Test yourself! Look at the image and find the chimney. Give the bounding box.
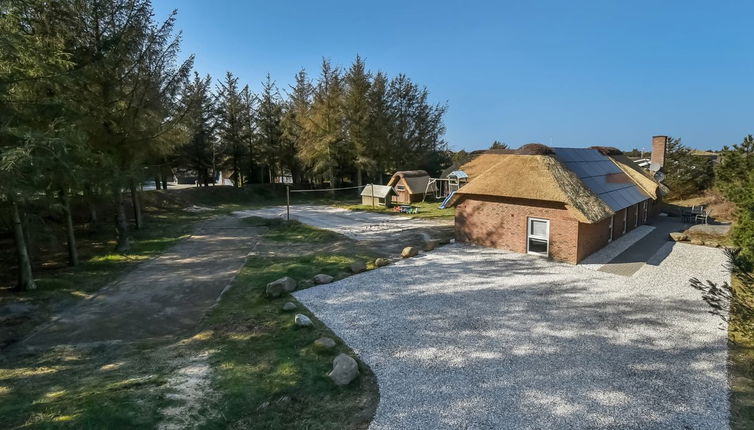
[650,135,667,172]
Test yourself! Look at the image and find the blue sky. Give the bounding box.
[154,0,754,152]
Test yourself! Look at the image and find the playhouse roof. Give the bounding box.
[360,184,394,199]
[387,170,433,194]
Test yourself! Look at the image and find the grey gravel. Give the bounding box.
[294,243,730,429]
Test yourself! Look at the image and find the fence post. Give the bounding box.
[286,185,290,221]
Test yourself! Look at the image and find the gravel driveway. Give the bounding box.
[233,205,451,241]
[294,242,730,429]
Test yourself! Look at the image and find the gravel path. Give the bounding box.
[233,205,451,241]
[294,243,730,429]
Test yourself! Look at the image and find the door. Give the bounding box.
[527,218,550,256]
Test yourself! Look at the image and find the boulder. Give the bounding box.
[294,314,313,327]
[669,232,687,242]
[282,302,297,312]
[423,240,440,251]
[313,337,337,351]
[266,276,297,297]
[707,241,720,248]
[374,257,390,267]
[401,246,419,258]
[313,274,334,284]
[328,353,359,386]
[690,239,705,245]
[350,261,367,273]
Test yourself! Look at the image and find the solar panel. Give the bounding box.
[552,148,649,212]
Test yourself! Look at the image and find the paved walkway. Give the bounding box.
[22,216,259,348]
[295,243,730,429]
[599,217,690,276]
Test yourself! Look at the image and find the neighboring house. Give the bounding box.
[360,184,395,207]
[450,143,665,264]
[387,170,435,204]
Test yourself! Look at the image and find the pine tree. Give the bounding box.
[282,69,312,184]
[343,55,373,187]
[301,59,345,187]
[365,72,391,183]
[216,72,251,187]
[716,135,754,265]
[255,74,284,183]
[179,73,216,186]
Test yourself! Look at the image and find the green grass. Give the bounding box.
[196,252,379,429]
[730,276,754,430]
[242,217,342,243]
[342,201,454,219]
[0,212,380,429]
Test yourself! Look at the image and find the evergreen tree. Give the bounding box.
[301,59,345,187]
[216,72,251,187]
[179,72,216,186]
[490,140,508,150]
[343,55,372,186]
[663,137,714,198]
[281,69,312,184]
[365,72,391,183]
[255,74,284,183]
[716,135,754,265]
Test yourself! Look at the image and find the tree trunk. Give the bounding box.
[60,190,79,266]
[161,175,168,190]
[86,185,98,231]
[129,179,143,230]
[113,187,130,252]
[11,198,36,291]
[155,174,162,190]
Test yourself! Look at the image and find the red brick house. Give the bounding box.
[450,144,665,264]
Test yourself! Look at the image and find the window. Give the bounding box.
[395,185,406,192]
[527,218,549,256]
[622,210,627,234]
[608,215,614,243]
[634,204,639,228]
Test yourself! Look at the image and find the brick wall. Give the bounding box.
[455,195,656,264]
[455,195,580,263]
[576,217,612,262]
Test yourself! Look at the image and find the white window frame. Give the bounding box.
[622,209,627,234]
[527,217,550,257]
[608,215,614,243]
[395,185,406,192]
[634,204,639,228]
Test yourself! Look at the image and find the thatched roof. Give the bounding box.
[449,154,613,223]
[387,170,432,194]
[609,155,663,199]
[459,153,510,180]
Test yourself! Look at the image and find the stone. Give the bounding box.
[707,241,720,248]
[313,336,337,351]
[266,276,297,297]
[423,240,440,251]
[294,314,313,327]
[690,239,705,245]
[350,261,367,273]
[313,274,334,284]
[669,232,687,242]
[401,246,419,258]
[282,302,297,312]
[328,353,359,386]
[374,257,390,267]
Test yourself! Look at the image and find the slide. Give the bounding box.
[439,191,456,209]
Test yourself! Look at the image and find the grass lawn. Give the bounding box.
[730,275,754,430]
[0,215,380,429]
[342,200,454,219]
[242,216,342,243]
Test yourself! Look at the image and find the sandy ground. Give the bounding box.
[21,216,260,349]
[295,243,730,429]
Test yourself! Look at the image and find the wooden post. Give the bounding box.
[286,185,290,221]
[371,184,375,208]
